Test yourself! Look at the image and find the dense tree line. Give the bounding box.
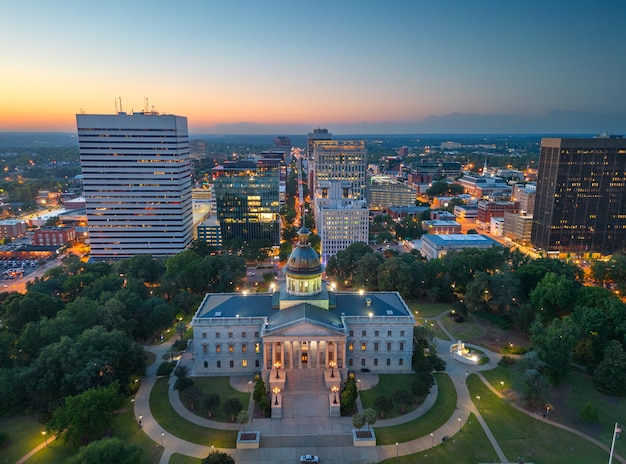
[0,249,245,430]
[326,242,626,396]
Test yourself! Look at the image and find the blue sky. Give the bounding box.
[1,0,626,133]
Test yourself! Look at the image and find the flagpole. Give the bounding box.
[609,422,620,464]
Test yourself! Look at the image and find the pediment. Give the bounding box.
[268,321,344,338]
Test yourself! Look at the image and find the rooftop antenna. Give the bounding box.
[119,97,123,113]
[144,97,149,113]
[114,97,118,113]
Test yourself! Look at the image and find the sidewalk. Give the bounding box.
[130,312,624,464]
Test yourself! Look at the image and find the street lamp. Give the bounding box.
[274,361,281,379]
[161,431,164,447]
[331,386,339,405]
[42,431,48,447]
[248,380,252,394]
[329,361,336,378]
[545,405,550,419]
[357,379,361,393]
[500,381,504,392]
[273,387,280,405]
[458,417,462,431]
[430,433,434,447]
[476,395,481,409]
[138,414,142,427]
[396,442,399,461]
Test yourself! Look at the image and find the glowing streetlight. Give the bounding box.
[274,361,281,379]
[430,433,434,447]
[458,417,462,431]
[161,431,165,447]
[138,414,143,427]
[545,405,550,419]
[500,381,504,392]
[329,360,336,378]
[331,386,339,404]
[42,431,48,446]
[273,387,281,405]
[396,442,399,461]
[476,395,481,409]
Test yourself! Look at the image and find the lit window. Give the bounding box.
[348,343,354,351]
[229,344,234,353]
[216,345,221,353]
[242,360,248,367]
[361,343,366,351]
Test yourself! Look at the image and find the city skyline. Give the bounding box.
[2,1,626,134]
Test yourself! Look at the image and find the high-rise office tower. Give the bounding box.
[531,136,626,256]
[77,111,194,259]
[212,158,281,245]
[312,140,367,203]
[315,180,369,265]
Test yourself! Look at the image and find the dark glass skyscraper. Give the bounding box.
[531,136,626,256]
[212,159,280,245]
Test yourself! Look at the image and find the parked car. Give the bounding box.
[299,455,319,463]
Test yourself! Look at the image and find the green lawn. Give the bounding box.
[561,370,626,458]
[407,301,451,319]
[168,453,202,464]
[183,377,250,422]
[150,378,237,448]
[422,319,450,341]
[378,413,497,464]
[467,374,609,463]
[440,312,486,341]
[483,365,626,458]
[374,373,456,445]
[0,415,48,463]
[23,398,164,464]
[360,374,419,419]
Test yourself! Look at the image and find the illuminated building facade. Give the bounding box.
[77,112,194,259]
[212,159,280,245]
[531,136,626,256]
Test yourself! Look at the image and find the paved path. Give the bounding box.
[132,312,626,464]
[15,434,57,464]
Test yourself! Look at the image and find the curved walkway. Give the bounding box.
[131,313,624,464]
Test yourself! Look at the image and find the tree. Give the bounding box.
[204,393,221,418]
[513,351,548,405]
[223,397,244,421]
[363,407,377,430]
[593,340,626,396]
[202,450,235,464]
[181,385,203,411]
[393,389,414,413]
[48,382,122,449]
[176,321,187,340]
[352,412,366,431]
[174,365,194,391]
[530,272,578,323]
[66,437,142,464]
[374,396,393,418]
[237,409,249,431]
[530,316,578,384]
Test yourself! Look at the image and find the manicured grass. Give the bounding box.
[378,413,497,464]
[168,453,202,464]
[0,415,48,463]
[184,377,249,423]
[440,312,485,341]
[150,378,237,448]
[481,365,516,395]
[360,374,419,419]
[467,374,609,463]
[407,301,451,319]
[422,319,450,341]
[562,370,626,458]
[374,373,456,445]
[25,398,164,464]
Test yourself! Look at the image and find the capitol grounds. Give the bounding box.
[6,300,626,464]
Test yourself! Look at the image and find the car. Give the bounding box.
[299,455,319,463]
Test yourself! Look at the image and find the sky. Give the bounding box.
[2,0,626,134]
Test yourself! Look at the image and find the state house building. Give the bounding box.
[191,228,415,376]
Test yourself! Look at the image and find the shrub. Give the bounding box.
[580,402,599,423]
[498,355,517,367]
[477,356,490,365]
[156,362,175,377]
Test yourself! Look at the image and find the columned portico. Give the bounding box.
[264,337,346,370]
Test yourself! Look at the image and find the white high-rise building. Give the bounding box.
[77,112,194,259]
[315,180,369,265]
